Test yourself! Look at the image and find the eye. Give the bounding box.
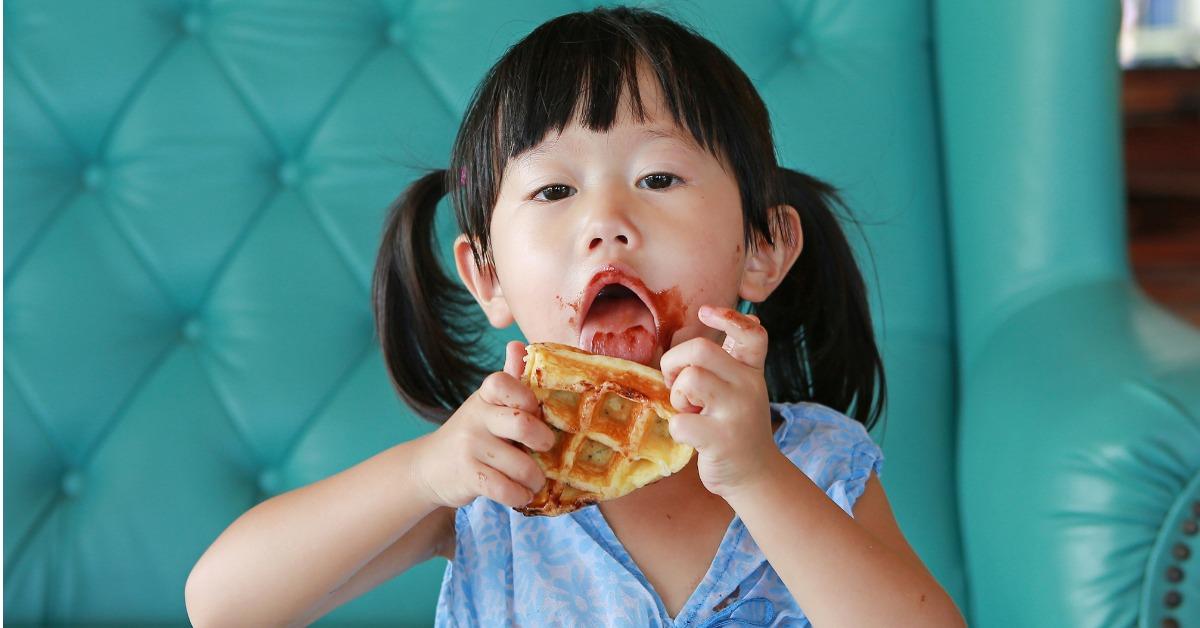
[530,172,683,202]
[639,172,683,190]
[531,184,574,202]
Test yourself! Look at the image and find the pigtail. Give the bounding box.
[754,167,887,431]
[372,168,489,424]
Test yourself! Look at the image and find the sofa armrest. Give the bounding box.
[957,279,1200,627]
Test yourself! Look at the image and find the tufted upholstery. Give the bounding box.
[4,1,1198,626]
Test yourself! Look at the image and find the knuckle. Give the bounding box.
[473,467,490,492]
[482,372,508,395]
[457,424,480,449]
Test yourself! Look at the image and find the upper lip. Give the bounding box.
[577,261,660,335]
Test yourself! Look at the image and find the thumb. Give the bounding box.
[503,340,528,379]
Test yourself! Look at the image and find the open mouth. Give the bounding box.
[577,272,660,366]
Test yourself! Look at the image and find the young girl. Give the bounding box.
[185,6,964,627]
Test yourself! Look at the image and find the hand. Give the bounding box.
[411,341,555,509]
[659,305,784,498]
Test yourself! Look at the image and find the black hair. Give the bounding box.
[372,5,886,431]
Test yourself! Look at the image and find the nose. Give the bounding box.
[581,192,640,254]
[590,232,628,248]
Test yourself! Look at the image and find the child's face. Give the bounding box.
[455,65,800,370]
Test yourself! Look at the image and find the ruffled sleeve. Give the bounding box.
[832,431,885,516]
[774,402,886,517]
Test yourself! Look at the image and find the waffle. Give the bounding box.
[513,342,694,517]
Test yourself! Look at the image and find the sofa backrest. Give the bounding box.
[3,1,964,623]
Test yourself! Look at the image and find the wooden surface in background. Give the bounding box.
[1123,68,1200,328]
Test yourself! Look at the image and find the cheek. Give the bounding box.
[667,212,744,279]
[488,219,573,337]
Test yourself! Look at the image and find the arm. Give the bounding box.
[184,433,447,627]
[292,504,455,626]
[725,454,965,627]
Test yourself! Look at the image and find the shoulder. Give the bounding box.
[771,401,885,516]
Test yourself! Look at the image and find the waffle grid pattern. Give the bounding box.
[516,343,688,516]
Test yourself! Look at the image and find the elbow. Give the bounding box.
[184,566,209,626]
[951,606,968,628]
[185,557,308,628]
[184,562,226,628]
[932,594,967,628]
[184,559,236,628]
[905,585,966,628]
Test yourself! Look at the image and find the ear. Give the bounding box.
[453,233,514,328]
[738,205,804,303]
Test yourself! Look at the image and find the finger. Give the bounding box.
[484,405,556,452]
[503,340,528,379]
[475,436,547,495]
[659,337,735,388]
[478,371,541,415]
[698,305,768,368]
[472,462,535,508]
[668,412,719,450]
[669,365,726,414]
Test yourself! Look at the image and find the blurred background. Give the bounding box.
[1121,0,1200,326]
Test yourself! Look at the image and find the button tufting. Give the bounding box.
[181,9,206,35]
[61,470,83,497]
[1185,518,1198,536]
[1164,589,1182,608]
[277,161,302,187]
[257,469,281,495]
[1173,542,1191,561]
[386,21,407,45]
[182,317,203,341]
[790,34,810,58]
[82,164,106,190]
[1166,565,1183,582]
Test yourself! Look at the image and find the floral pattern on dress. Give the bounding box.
[433,401,885,627]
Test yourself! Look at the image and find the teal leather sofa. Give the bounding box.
[5,1,1198,626]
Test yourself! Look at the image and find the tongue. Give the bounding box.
[580,297,657,366]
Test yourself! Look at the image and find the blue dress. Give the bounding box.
[434,401,885,627]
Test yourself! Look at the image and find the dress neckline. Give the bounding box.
[570,404,793,625]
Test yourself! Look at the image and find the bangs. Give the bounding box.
[498,15,724,171]
[448,6,784,272]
